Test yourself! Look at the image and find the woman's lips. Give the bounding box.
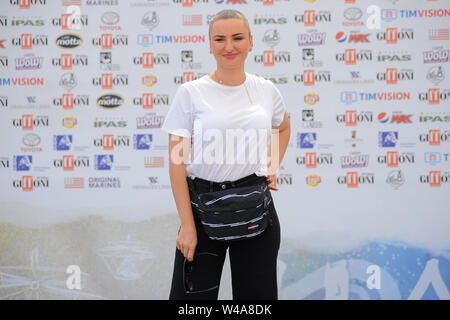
[223,53,237,59]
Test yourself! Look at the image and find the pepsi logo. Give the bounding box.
[378,112,389,123]
[336,32,347,43]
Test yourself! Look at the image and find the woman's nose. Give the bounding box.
[225,39,234,51]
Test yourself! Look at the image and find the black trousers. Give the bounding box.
[169,173,281,300]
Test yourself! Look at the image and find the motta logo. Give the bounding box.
[418,88,450,105]
[376,28,414,44]
[12,176,49,192]
[419,129,450,146]
[53,94,89,109]
[377,151,415,167]
[294,10,331,26]
[254,51,291,66]
[92,34,128,50]
[12,114,49,130]
[376,68,414,84]
[52,14,88,30]
[419,171,450,187]
[52,54,88,70]
[10,0,46,9]
[133,93,169,109]
[337,172,375,188]
[294,70,331,86]
[93,134,130,150]
[336,49,372,65]
[55,34,83,49]
[296,153,332,168]
[96,94,124,109]
[133,52,169,68]
[92,74,128,89]
[12,34,48,49]
[336,110,373,126]
[53,155,89,171]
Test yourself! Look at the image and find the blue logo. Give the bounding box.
[133,134,152,150]
[95,155,113,170]
[378,131,398,147]
[53,135,72,151]
[13,155,32,171]
[381,9,398,23]
[424,152,442,165]
[340,91,357,105]
[297,133,317,149]
[137,34,154,47]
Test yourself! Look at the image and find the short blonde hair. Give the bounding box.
[209,9,252,39]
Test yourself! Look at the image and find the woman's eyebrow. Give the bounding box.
[214,33,244,38]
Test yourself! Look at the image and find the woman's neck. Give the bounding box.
[212,68,246,86]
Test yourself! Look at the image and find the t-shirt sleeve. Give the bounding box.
[269,81,287,127]
[161,85,192,138]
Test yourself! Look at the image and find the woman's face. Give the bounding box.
[209,18,253,71]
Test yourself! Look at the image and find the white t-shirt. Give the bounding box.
[161,72,286,182]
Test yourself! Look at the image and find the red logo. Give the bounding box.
[429,129,440,146]
[386,68,398,84]
[21,34,32,49]
[101,34,112,49]
[347,172,358,188]
[430,171,441,187]
[22,176,33,191]
[20,0,31,9]
[63,93,73,110]
[387,151,398,167]
[102,73,113,89]
[305,152,316,168]
[346,110,357,126]
[22,114,33,130]
[61,54,72,70]
[143,93,153,109]
[386,28,398,44]
[62,14,72,30]
[264,50,275,66]
[63,155,74,171]
[428,88,440,104]
[143,52,154,68]
[304,10,315,26]
[183,72,194,83]
[103,134,114,150]
[345,49,356,65]
[303,70,315,86]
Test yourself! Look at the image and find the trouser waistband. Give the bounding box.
[186,173,267,193]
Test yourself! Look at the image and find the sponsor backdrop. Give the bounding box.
[0,0,449,300]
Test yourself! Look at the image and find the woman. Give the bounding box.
[161,9,290,300]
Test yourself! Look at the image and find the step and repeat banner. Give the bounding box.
[0,0,449,300]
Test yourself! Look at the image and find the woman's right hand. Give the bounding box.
[176,223,197,262]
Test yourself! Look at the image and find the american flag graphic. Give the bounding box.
[182,15,202,26]
[429,29,449,40]
[64,177,84,189]
[62,0,82,5]
[144,156,164,168]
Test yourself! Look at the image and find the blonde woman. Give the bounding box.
[162,9,290,300]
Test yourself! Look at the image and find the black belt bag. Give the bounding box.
[188,178,273,242]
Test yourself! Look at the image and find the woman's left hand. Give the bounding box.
[266,174,278,191]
